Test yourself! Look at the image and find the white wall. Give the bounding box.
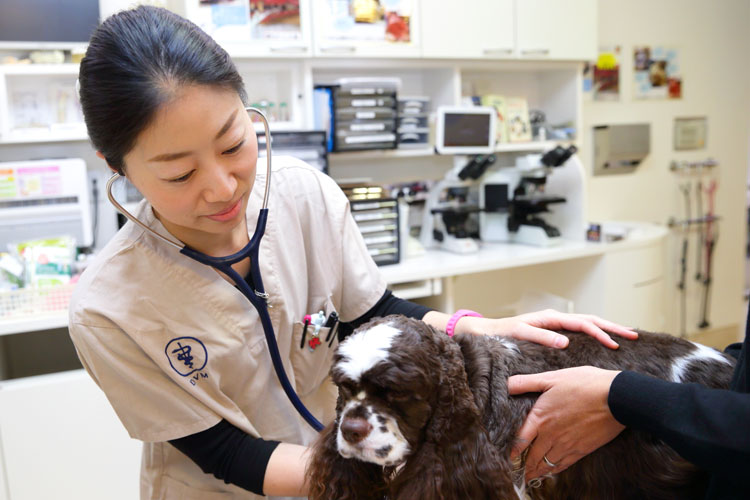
[582,0,750,337]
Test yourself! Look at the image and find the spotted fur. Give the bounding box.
[306,315,735,500]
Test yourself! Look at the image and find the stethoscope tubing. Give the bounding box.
[106,107,324,432]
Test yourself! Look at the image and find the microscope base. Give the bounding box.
[513,225,563,247]
[441,235,480,254]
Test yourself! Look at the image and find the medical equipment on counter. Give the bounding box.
[479,145,585,247]
[107,107,324,432]
[0,158,93,250]
[419,107,496,254]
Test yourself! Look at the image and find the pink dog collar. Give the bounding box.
[445,309,483,337]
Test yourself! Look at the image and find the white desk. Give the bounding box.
[0,221,668,337]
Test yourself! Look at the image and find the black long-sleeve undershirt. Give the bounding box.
[169,289,432,495]
[608,309,750,498]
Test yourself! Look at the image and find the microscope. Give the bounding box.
[479,145,585,246]
[419,106,496,254]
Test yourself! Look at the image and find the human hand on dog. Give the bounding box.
[507,366,625,481]
[497,310,637,349]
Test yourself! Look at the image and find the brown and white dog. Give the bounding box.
[306,315,735,500]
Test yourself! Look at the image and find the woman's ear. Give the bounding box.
[95,151,121,175]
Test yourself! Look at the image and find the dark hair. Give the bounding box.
[79,6,247,174]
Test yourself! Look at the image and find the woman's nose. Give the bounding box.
[203,164,237,202]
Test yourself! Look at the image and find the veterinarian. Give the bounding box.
[68,6,636,500]
[509,309,750,498]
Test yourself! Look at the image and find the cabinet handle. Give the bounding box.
[521,49,550,56]
[483,48,514,56]
[320,46,357,54]
[269,45,309,54]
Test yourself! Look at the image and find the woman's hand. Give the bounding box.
[507,367,625,481]
[493,309,637,349]
[423,309,637,349]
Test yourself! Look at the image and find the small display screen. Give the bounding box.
[443,113,491,147]
[0,0,100,43]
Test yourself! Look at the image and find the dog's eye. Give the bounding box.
[386,391,412,402]
[339,381,356,395]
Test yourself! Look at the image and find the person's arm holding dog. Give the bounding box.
[508,338,750,482]
[423,308,638,349]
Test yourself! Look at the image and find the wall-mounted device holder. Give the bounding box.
[592,123,650,176]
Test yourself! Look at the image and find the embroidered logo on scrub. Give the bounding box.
[165,337,208,384]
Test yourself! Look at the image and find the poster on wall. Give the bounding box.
[324,0,413,43]
[633,46,682,99]
[583,45,621,101]
[194,0,303,43]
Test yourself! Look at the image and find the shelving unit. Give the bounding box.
[0,63,86,144]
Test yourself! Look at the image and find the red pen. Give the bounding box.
[300,315,311,349]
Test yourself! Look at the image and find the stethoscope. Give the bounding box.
[106,107,324,432]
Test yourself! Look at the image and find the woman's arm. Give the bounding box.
[423,309,637,350]
[263,443,311,496]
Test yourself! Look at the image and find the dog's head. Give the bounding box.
[306,315,515,500]
[330,315,446,466]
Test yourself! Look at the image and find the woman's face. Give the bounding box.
[122,85,257,253]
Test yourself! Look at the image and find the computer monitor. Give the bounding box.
[435,106,496,155]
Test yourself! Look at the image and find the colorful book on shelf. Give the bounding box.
[480,94,509,144]
[505,97,532,143]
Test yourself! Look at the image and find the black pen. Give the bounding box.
[300,315,310,349]
[324,311,339,341]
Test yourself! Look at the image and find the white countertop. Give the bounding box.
[0,222,668,336]
[382,221,668,284]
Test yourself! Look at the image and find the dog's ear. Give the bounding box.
[306,420,388,500]
[392,430,515,500]
[389,332,516,498]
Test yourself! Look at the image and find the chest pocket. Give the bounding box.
[289,302,339,398]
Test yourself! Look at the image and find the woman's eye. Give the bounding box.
[223,140,245,155]
[168,171,194,183]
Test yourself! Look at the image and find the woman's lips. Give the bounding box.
[205,199,242,222]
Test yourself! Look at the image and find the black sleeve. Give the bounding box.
[337,289,433,340]
[169,419,280,496]
[608,370,750,476]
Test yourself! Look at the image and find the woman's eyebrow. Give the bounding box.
[147,109,240,162]
[214,109,238,140]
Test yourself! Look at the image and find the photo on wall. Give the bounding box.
[633,46,682,99]
[583,45,621,101]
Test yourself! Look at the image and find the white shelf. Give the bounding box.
[0,63,80,76]
[327,141,577,162]
[0,313,68,336]
[0,131,87,144]
[329,147,434,161]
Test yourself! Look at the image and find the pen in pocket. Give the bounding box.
[300,314,311,349]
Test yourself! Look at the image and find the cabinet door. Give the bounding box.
[312,0,421,58]
[516,0,597,60]
[183,0,313,57]
[421,0,514,59]
[0,370,142,500]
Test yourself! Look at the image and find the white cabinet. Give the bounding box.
[516,0,597,60]
[311,0,421,58]
[420,0,596,61]
[421,0,514,59]
[0,64,85,144]
[182,0,314,57]
[0,370,142,500]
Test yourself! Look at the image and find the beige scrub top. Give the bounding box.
[68,157,387,500]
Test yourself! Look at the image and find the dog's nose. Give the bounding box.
[340,417,372,444]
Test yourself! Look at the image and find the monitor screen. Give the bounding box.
[443,113,492,147]
[0,0,100,43]
[435,106,496,155]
